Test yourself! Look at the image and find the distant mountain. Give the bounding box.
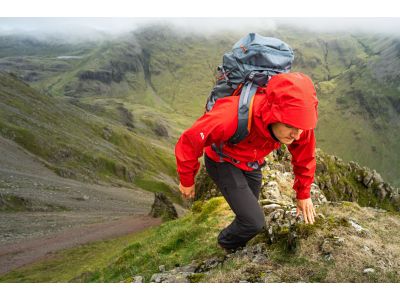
[0,24,399,186]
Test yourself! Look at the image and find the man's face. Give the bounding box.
[271,122,303,145]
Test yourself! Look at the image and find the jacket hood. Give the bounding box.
[260,72,318,130]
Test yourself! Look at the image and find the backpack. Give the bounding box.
[206,33,294,145]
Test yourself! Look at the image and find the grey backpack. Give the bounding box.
[206,33,294,145]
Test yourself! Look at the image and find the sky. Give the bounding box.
[0,0,399,38]
[1,17,400,38]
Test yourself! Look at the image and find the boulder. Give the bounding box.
[149,192,178,221]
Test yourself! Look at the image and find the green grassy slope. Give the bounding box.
[0,71,180,201]
[2,197,399,283]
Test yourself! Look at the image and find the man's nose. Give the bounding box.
[291,129,303,140]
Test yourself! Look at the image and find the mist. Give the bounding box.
[0,17,400,41]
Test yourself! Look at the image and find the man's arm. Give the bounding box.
[175,98,236,197]
[287,129,317,224]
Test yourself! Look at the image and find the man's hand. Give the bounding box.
[296,198,316,224]
[179,182,195,200]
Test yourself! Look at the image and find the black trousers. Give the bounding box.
[204,153,265,250]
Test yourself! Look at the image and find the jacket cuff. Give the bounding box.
[179,174,195,187]
[296,189,311,200]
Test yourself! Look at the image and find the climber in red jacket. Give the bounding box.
[175,72,318,251]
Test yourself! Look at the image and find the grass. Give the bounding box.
[0,231,148,283]
[0,72,179,200]
[2,197,400,283]
[0,197,233,283]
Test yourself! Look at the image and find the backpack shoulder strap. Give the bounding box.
[228,72,269,144]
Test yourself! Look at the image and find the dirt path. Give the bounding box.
[0,135,184,277]
[0,214,162,276]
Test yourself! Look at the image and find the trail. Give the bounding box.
[0,214,161,275]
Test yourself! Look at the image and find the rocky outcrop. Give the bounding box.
[314,149,399,211]
[194,147,399,212]
[149,192,178,221]
[131,243,268,283]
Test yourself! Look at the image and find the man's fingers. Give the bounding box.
[307,207,314,224]
[310,206,315,224]
[303,209,309,224]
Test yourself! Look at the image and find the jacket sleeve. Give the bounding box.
[175,99,236,187]
[287,129,316,200]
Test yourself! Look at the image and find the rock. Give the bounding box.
[252,254,268,264]
[363,172,373,188]
[159,265,166,272]
[363,268,375,274]
[175,261,199,273]
[372,170,383,185]
[320,240,334,254]
[324,253,334,261]
[252,243,264,255]
[259,199,279,206]
[263,204,281,213]
[154,122,169,137]
[362,245,370,252]
[375,184,387,200]
[262,181,281,200]
[132,276,143,283]
[149,192,178,220]
[150,271,193,283]
[348,219,367,234]
[150,273,164,283]
[332,236,345,246]
[102,126,113,140]
[197,257,224,273]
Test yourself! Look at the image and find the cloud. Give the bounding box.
[0,18,399,39]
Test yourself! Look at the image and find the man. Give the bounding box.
[175,72,318,252]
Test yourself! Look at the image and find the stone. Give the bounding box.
[159,265,166,272]
[149,192,178,220]
[132,276,143,283]
[252,254,268,264]
[263,204,281,213]
[150,273,165,283]
[362,245,370,252]
[324,253,334,261]
[176,261,198,273]
[333,236,345,246]
[363,268,375,274]
[376,185,387,200]
[372,170,384,185]
[320,240,334,254]
[349,219,366,234]
[363,172,373,188]
[263,181,281,200]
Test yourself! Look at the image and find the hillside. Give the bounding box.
[1,149,398,283]
[0,71,181,202]
[0,25,398,187]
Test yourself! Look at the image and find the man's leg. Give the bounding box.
[204,154,265,250]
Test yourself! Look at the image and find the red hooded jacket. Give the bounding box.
[175,72,319,200]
